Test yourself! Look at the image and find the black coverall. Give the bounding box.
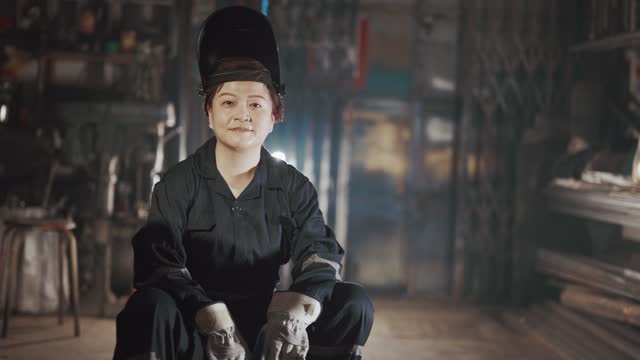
[113,137,374,360]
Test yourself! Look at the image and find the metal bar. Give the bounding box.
[449,0,467,299]
[537,251,640,296]
[334,104,353,276]
[547,186,640,210]
[561,286,640,327]
[591,316,640,347]
[537,250,640,301]
[547,301,640,359]
[176,0,191,160]
[539,249,640,287]
[528,306,603,360]
[631,0,637,32]
[536,303,630,359]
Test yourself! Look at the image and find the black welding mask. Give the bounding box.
[196,6,284,96]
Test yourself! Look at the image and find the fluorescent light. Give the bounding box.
[166,103,176,127]
[431,77,455,92]
[0,105,6,123]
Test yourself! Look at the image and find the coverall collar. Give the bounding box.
[193,136,276,199]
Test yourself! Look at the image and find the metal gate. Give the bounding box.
[452,0,576,302]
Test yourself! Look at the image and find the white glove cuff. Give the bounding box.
[267,292,322,325]
[195,302,235,335]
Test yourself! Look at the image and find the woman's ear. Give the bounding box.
[206,108,214,130]
[207,114,214,130]
[267,113,275,134]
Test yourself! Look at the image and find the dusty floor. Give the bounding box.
[0,297,560,360]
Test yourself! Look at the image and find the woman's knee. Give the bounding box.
[114,288,189,359]
[333,282,374,323]
[117,287,178,323]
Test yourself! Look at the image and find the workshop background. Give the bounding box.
[2,0,640,359]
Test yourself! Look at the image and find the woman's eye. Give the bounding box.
[222,100,233,106]
[250,103,262,109]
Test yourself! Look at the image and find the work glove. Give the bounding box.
[195,302,251,360]
[257,292,321,360]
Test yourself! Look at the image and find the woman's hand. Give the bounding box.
[257,292,321,360]
[205,325,249,360]
[196,302,251,360]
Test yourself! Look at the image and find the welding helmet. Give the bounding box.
[196,6,284,96]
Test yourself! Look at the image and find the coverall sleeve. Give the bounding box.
[287,173,345,305]
[132,172,215,321]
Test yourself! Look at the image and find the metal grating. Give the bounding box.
[453,0,576,302]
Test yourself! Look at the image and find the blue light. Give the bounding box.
[261,0,269,15]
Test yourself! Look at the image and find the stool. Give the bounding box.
[0,218,80,338]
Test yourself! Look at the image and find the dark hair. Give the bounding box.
[202,58,285,122]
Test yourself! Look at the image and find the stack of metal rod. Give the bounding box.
[506,302,640,360]
[525,249,640,359]
[537,249,640,303]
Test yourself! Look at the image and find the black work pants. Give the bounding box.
[113,282,374,360]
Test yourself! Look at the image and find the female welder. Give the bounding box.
[113,6,373,360]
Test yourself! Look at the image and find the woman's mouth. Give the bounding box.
[230,128,253,133]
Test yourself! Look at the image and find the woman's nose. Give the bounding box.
[234,104,251,121]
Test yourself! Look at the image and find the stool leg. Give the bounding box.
[63,229,80,337]
[58,233,66,325]
[3,229,25,338]
[0,227,15,333]
[0,227,15,310]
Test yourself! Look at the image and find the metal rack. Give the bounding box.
[570,31,640,52]
[44,51,136,64]
[570,0,640,53]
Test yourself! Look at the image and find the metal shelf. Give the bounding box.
[45,51,136,65]
[570,32,640,53]
[121,0,174,5]
[545,184,640,227]
[55,101,175,125]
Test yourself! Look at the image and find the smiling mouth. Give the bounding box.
[230,128,253,132]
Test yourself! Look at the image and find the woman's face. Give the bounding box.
[207,81,275,152]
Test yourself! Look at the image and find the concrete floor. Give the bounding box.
[0,297,560,360]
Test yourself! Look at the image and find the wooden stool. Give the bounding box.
[0,218,80,338]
